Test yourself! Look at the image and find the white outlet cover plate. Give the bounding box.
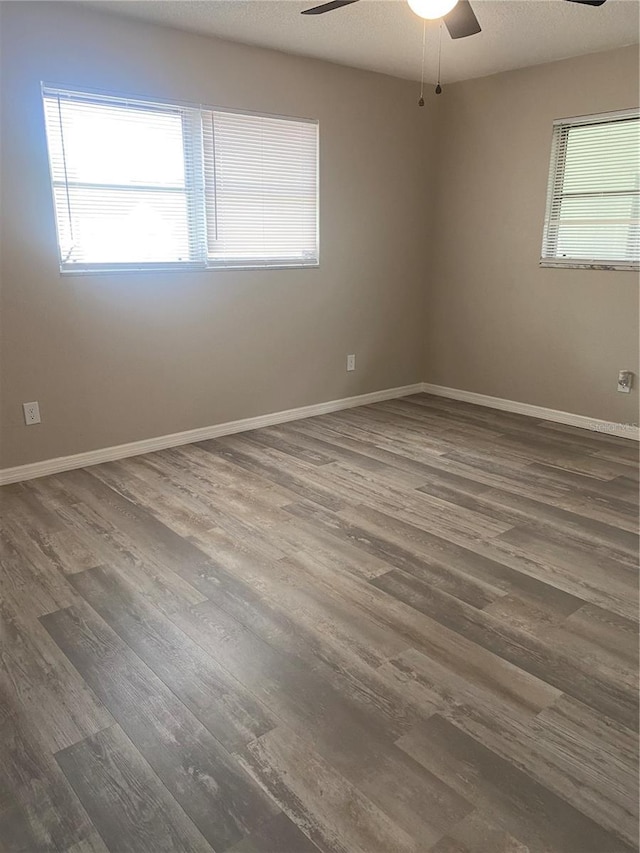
[23,401,41,424]
[617,371,633,393]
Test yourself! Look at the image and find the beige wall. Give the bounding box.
[1,3,638,471]
[425,46,640,424]
[0,1,435,468]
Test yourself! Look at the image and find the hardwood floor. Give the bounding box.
[1,393,638,853]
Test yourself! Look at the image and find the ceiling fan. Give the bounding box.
[301,0,607,41]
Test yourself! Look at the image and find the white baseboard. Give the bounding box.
[421,382,640,441]
[2,379,636,485]
[0,382,423,485]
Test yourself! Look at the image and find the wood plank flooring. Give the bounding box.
[1,393,638,853]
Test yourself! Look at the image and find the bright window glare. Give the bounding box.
[46,101,186,186]
[42,87,319,273]
[44,96,190,265]
[52,188,191,264]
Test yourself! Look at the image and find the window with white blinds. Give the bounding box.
[203,111,318,267]
[541,110,640,270]
[42,86,319,273]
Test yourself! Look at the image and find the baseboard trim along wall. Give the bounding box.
[422,382,640,441]
[1,380,637,485]
[0,383,423,485]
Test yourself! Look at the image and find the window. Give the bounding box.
[42,87,319,273]
[541,110,639,271]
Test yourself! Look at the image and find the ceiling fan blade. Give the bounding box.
[444,0,481,39]
[301,0,359,14]
[563,0,607,5]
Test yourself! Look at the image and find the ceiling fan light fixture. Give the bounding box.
[407,0,458,20]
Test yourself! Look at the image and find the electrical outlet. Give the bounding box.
[347,354,356,372]
[617,370,634,393]
[23,401,41,425]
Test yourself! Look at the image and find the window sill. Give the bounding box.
[59,262,320,276]
[539,259,639,272]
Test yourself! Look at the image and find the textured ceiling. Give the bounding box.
[88,0,639,83]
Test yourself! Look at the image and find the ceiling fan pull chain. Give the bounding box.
[435,22,443,94]
[418,19,426,106]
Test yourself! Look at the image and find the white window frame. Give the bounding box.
[540,108,640,272]
[41,85,319,275]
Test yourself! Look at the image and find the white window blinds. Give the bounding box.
[203,111,318,267]
[541,110,640,270]
[42,86,319,273]
[43,92,199,270]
